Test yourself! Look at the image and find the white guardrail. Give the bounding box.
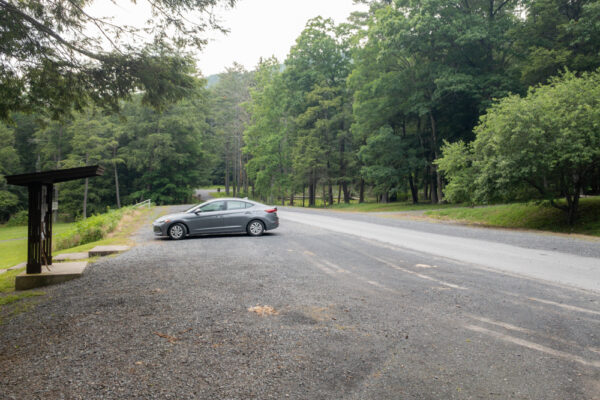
[133,199,152,209]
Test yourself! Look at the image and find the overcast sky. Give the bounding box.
[88,0,367,76]
[198,0,367,76]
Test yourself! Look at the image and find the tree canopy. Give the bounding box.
[0,0,235,120]
[438,70,600,224]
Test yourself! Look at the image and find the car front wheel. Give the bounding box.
[168,223,186,240]
[247,220,265,237]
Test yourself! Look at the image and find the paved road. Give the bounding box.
[279,209,600,292]
[1,207,599,399]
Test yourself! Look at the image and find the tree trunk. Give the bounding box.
[328,182,333,206]
[567,192,580,225]
[225,159,230,195]
[359,179,365,203]
[233,159,237,198]
[408,174,418,204]
[424,166,430,201]
[113,147,121,208]
[302,185,306,207]
[337,184,342,204]
[243,156,249,196]
[429,112,443,203]
[53,126,62,222]
[342,182,350,204]
[238,158,242,197]
[431,171,438,204]
[381,191,389,203]
[289,191,294,206]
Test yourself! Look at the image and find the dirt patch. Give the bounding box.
[248,305,278,316]
[303,305,335,322]
[106,210,142,239]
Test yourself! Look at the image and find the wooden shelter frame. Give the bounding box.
[5,166,104,274]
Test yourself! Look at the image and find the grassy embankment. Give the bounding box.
[0,206,157,318]
[424,197,600,237]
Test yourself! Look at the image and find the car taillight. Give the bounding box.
[265,208,277,213]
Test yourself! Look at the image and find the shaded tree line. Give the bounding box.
[0,84,216,221]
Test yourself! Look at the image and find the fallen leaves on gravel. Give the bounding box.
[248,305,278,316]
[153,331,178,343]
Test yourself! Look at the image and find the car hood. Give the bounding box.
[154,212,191,222]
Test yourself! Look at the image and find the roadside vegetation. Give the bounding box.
[424,198,600,237]
[325,202,456,213]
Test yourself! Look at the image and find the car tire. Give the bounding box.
[168,223,186,240]
[247,220,265,237]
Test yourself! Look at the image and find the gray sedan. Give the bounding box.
[153,198,279,240]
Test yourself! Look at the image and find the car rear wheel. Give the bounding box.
[247,220,265,236]
[168,223,186,240]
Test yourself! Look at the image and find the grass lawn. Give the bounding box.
[424,197,600,237]
[0,223,74,269]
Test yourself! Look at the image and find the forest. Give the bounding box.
[1,0,599,225]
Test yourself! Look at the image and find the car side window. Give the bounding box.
[245,202,254,208]
[227,201,247,210]
[199,201,225,212]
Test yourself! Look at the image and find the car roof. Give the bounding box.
[206,198,261,204]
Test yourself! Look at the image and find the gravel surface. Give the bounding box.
[1,206,599,399]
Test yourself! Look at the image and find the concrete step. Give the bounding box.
[7,262,26,271]
[88,245,130,257]
[54,252,89,261]
[15,262,88,290]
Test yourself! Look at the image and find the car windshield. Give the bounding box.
[185,203,206,213]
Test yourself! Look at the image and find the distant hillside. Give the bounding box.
[205,74,220,88]
[204,64,284,88]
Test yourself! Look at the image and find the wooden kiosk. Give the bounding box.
[5,166,104,284]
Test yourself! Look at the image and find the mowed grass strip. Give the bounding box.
[326,201,457,213]
[424,197,600,236]
[0,223,74,269]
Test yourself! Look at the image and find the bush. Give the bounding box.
[54,207,128,250]
[5,210,28,227]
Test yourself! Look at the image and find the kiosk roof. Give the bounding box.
[5,166,104,186]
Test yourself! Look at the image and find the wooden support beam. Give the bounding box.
[27,184,42,274]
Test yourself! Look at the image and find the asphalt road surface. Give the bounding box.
[1,206,599,399]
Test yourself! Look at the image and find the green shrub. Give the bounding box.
[5,210,28,227]
[53,207,128,250]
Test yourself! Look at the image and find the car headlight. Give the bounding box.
[155,218,171,223]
